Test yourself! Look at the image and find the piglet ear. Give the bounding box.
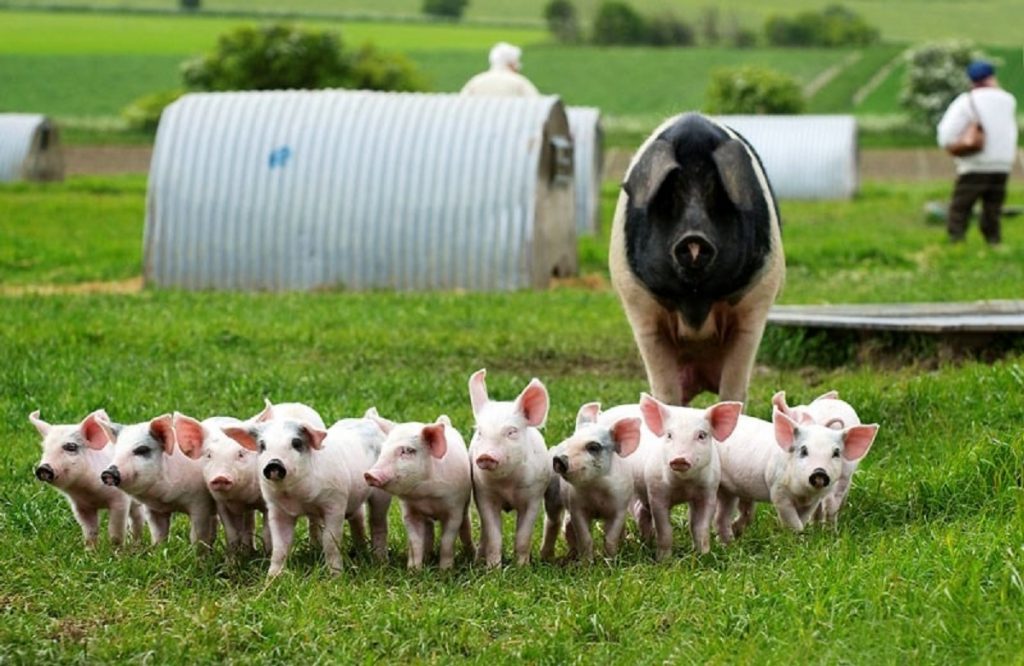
[623,138,679,210]
[223,426,260,452]
[706,401,743,442]
[842,424,878,462]
[639,393,668,437]
[611,417,642,458]
[813,390,840,403]
[772,408,798,452]
[302,423,328,451]
[421,422,448,459]
[90,415,119,450]
[771,391,791,415]
[254,398,275,423]
[515,378,549,428]
[173,412,206,460]
[436,414,452,427]
[80,409,112,449]
[468,369,489,416]
[575,402,601,430]
[28,410,50,438]
[149,414,175,455]
[363,407,395,435]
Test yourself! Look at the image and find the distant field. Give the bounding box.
[4,0,1024,45]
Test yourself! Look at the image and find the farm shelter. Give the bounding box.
[566,106,603,235]
[144,90,577,292]
[716,115,858,200]
[0,114,64,182]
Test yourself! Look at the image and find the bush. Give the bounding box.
[422,0,468,19]
[592,1,648,45]
[180,23,426,93]
[764,4,878,47]
[646,12,696,47]
[179,0,199,9]
[121,89,184,132]
[544,0,581,43]
[704,65,805,114]
[900,41,983,129]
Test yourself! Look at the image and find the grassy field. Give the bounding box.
[5,0,1024,45]
[3,8,1023,145]
[1,175,1023,661]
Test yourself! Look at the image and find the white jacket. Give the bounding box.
[937,87,1018,174]
[460,68,540,98]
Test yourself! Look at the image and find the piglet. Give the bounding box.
[541,402,642,561]
[716,407,878,543]
[363,414,472,569]
[29,409,144,548]
[223,410,389,578]
[468,369,552,567]
[772,390,864,524]
[96,414,217,546]
[638,394,742,558]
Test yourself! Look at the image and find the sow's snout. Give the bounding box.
[672,232,717,274]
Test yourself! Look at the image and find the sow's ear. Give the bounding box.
[711,137,761,214]
[623,139,678,210]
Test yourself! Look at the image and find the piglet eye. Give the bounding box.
[799,445,809,458]
[585,441,602,455]
[665,432,674,441]
[258,440,267,453]
[291,438,304,451]
[62,442,78,453]
[505,427,519,440]
[696,431,708,442]
[401,446,417,456]
[833,448,841,458]
[237,451,246,460]
[133,446,150,457]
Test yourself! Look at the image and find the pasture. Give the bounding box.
[1,175,1023,661]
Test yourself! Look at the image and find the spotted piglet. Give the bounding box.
[716,408,878,543]
[772,390,865,525]
[468,369,552,567]
[96,414,217,547]
[541,402,643,561]
[29,409,144,548]
[222,411,389,578]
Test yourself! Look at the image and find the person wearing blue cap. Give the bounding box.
[937,59,1018,245]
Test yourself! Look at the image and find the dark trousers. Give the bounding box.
[947,172,1009,244]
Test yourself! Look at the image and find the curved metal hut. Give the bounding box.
[567,106,603,235]
[716,115,858,200]
[0,114,64,182]
[144,90,577,291]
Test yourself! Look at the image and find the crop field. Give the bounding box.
[1,175,1023,661]
[4,0,1024,45]
[4,8,1024,141]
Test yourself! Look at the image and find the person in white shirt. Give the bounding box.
[461,42,540,97]
[937,60,1018,245]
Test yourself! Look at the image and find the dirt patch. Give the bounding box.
[64,146,152,176]
[0,277,144,296]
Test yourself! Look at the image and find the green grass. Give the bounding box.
[2,180,1024,658]
[6,0,1024,45]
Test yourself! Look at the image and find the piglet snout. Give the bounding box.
[475,454,499,471]
[208,475,234,491]
[809,468,830,489]
[263,460,287,481]
[363,470,386,488]
[552,455,569,477]
[35,464,55,483]
[669,457,692,472]
[100,466,121,487]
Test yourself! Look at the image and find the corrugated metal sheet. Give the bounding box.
[145,90,575,291]
[715,115,858,199]
[567,107,603,235]
[0,114,46,182]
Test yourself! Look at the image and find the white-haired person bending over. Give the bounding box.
[461,42,540,97]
